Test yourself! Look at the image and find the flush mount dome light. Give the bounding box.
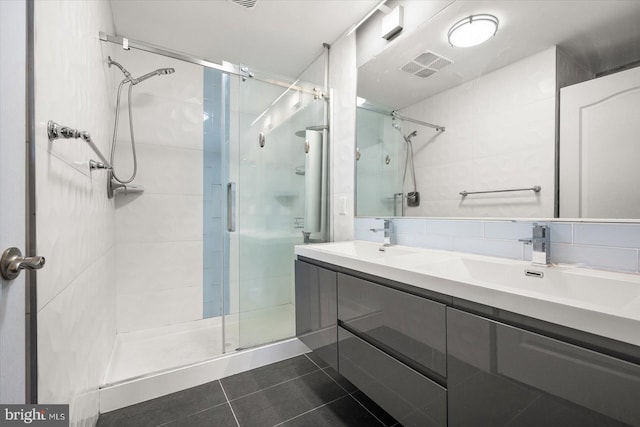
[448,14,498,48]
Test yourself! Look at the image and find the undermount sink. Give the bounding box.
[417,257,640,311]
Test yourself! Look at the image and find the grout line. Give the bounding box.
[38,244,115,313]
[305,354,392,426]
[349,393,389,427]
[303,353,324,370]
[303,354,352,395]
[184,400,232,418]
[271,395,347,427]
[318,366,351,395]
[570,223,575,245]
[219,381,241,427]
[226,369,321,402]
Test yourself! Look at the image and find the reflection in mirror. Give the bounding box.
[355,0,640,219]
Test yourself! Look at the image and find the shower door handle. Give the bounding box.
[227,182,236,232]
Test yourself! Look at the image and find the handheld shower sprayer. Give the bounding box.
[131,67,175,85]
[106,56,175,197]
[107,56,175,85]
[392,120,420,209]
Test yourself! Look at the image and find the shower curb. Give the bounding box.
[99,338,310,413]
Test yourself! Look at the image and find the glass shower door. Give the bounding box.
[233,75,326,349]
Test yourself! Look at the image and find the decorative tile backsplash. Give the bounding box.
[356,217,640,274]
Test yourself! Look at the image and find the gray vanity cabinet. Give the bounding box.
[338,327,447,426]
[337,273,447,377]
[447,308,640,427]
[337,273,447,426]
[294,260,338,369]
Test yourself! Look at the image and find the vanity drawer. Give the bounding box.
[338,327,446,426]
[337,273,446,377]
[448,308,640,426]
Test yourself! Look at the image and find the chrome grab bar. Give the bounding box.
[47,120,112,170]
[459,186,541,197]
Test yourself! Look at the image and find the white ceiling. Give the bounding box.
[357,0,640,110]
[109,0,379,79]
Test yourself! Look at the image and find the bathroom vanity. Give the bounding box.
[295,241,640,426]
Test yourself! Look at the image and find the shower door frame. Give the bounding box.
[98,32,332,248]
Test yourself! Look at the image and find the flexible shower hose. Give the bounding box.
[110,79,138,184]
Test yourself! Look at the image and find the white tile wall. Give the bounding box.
[117,286,202,332]
[399,47,557,218]
[34,1,117,425]
[111,49,205,333]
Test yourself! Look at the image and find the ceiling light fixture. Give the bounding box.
[448,14,498,48]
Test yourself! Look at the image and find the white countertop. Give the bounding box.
[295,240,640,347]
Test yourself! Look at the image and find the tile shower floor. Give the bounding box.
[97,353,400,427]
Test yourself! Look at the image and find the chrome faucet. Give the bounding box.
[519,224,551,266]
[370,218,393,251]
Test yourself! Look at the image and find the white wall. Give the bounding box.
[34,1,116,425]
[329,33,357,241]
[111,49,204,333]
[398,47,558,217]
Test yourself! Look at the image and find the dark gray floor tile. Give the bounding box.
[221,355,319,400]
[448,369,540,426]
[281,395,385,427]
[322,367,357,393]
[96,381,226,427]
[230,370,347,427]
[506,395,629,427]
[305,351,330,369]
[351,390,399,427]
[164,403,238,427]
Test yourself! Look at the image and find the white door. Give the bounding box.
[560,66,640,218]
[0,0,27,403]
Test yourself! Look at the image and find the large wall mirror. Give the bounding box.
[355,0,640,219]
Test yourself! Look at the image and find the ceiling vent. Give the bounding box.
[400,51,453,79]
[231,0,258,8]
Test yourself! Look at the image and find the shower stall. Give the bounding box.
[99,35,329,387]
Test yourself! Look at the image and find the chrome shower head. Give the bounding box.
[131,67,176,85]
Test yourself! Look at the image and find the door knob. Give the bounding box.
[0,247,45,280]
